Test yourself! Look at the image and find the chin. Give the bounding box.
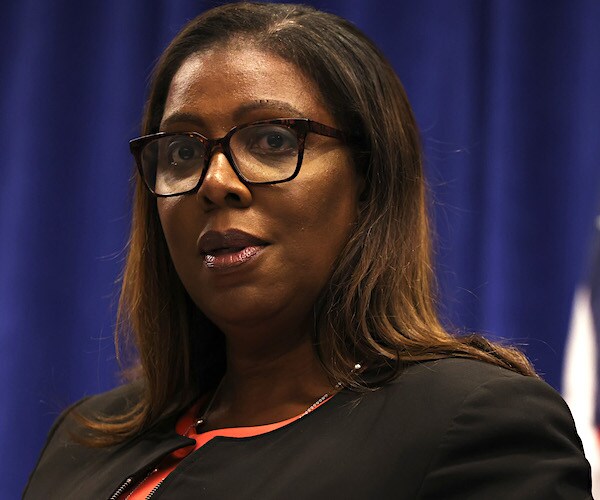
[199,291,317,339]
[198,298,283,329]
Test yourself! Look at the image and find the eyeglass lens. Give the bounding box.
[140,123,301,195]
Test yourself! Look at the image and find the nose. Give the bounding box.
[196,149,252,210]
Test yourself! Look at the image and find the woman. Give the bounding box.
[25,3,591,499]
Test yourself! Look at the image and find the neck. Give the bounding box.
[200,331,335,430]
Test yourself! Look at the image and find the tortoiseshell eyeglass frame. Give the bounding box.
[129,118,347,197]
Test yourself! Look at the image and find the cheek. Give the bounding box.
[157,198,177,240]
[280,157,361,261]
[157,198,199,260]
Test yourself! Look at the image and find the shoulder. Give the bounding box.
[376,357,553,425]
[38,381,143,441]
[24,382,143,499]
[39,382,143,445]
[390,356,576,414]
[376,357,592,499]
[74,381,144,418]
[393,356,535,393]
[45,382,143,438]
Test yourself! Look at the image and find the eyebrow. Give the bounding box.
[160,112,206,130]
[234,100,305,119]
[160,100,306,130]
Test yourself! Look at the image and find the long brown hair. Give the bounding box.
[80,2,535,445]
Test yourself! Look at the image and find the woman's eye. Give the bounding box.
[166,139,201,165]
[249,127,298,154]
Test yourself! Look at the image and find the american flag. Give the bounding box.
[563,215,600,496]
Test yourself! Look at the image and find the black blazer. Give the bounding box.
[24,358,592,499]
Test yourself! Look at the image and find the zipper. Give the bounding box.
[105,426,195,499]
[145,478,165,499]
[108,465,166,500]
[108,477,133,499]
[108,465,156,500]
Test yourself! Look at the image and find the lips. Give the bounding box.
[198,229,269,269]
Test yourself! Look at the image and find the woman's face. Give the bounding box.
[157,44,363,335]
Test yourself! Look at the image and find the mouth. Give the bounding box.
[198,229,269,270]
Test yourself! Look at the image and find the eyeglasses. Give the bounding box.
[129,118,346,197]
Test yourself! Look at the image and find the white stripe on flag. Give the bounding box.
[563,286,599,495]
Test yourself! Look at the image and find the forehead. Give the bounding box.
[162,44,332,131]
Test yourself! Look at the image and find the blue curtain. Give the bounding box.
[2,0,599,496]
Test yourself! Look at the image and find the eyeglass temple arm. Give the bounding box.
[308,120,348,140]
